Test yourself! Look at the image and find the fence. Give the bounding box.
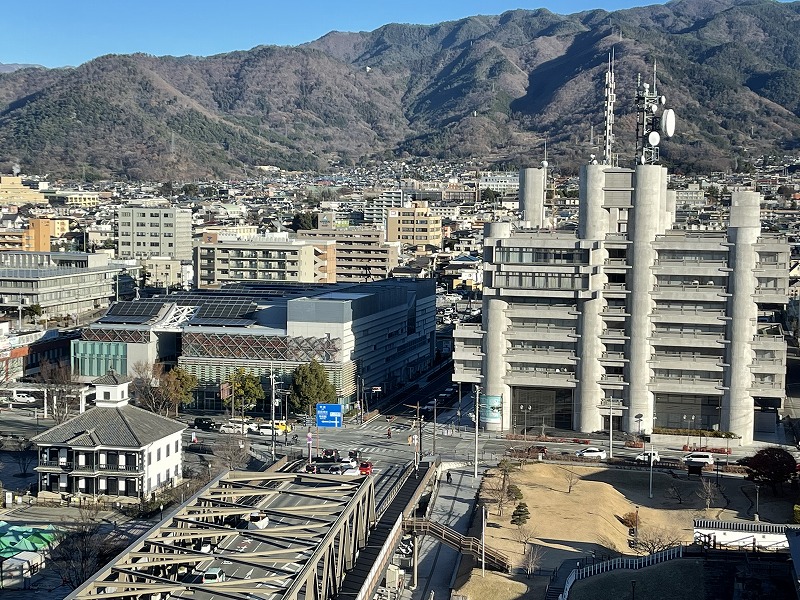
[560,546,684,599]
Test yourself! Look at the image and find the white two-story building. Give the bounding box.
[33,370,185,503]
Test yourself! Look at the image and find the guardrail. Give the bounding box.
[560,546,684,599]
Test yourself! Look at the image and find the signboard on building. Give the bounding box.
[315,403,343,428]
[480,394,502,426]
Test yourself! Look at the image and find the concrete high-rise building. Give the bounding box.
[117,204,192,261]
[385,201,443,249]
[454,165,789,445]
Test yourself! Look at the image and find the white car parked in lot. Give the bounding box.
[12,393,36,404]
[575,447,607,460]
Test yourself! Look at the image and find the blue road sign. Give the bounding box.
[316,403,343,428]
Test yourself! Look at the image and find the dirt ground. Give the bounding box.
[456,462,796,600]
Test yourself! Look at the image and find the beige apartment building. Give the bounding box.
[386,201,443,249]
[0,176,48,206]
[194,232,336,288]
[296,220,400,282]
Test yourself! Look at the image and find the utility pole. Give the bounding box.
[432,398,437,456]
[270,366,276,461]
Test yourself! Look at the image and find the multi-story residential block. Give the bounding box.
[33,370,185,502]
[0,176,48,206]
[44,190,102,208]
[454,164,789,445]
[386,201,443,249]
[363,191,404,224]
[296,220,400,282]
[145,256,192,291]
[117,204,192,261]
[194,232,336,287]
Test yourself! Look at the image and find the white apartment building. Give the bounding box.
[364,191,404,225]
[386,201,443,249]
[117,204,192,261]
[454,164,789,445]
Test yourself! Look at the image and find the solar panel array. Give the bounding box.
[100,300,167,324]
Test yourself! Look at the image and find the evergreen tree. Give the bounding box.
[225,368,265,416]
[290,359,336,415]
[510,502,531,526]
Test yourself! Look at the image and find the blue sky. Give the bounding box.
[3,0,667,68]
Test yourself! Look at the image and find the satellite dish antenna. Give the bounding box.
[648,131,661,146]
[661,108,676,138]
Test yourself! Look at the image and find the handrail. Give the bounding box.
[403,517,511,572]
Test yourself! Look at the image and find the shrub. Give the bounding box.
[794,505,800,524]
[511,502,531,526]
[620,511,640,528]
[506,484,523,501]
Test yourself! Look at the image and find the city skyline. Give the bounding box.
[4,0,668,68]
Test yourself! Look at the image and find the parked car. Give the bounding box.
[682,452,714,465]
[634,450,660,463]
[303,463,318,474]
[575,447,607,460]
[13,393,36,404]
[359,461,374,475]
[348,450,361,461]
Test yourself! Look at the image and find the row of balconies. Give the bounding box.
[37,460,144,474]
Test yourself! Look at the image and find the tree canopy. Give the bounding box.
[290,212,317,232]
[743,447,797,494]
[289,360,336,415]
[225,368,265,415]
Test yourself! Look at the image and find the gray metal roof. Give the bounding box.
[31,404,185,448]
[92,369,132,386]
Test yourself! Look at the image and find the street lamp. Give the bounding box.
[474,384,481,479]
[519,404,531,440]
[754,485,760,522]
[683,414,695,449]
[159,503,164,520]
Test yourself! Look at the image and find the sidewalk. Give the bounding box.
[402,463,484,600]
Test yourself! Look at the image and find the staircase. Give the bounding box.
[403,517,511,573]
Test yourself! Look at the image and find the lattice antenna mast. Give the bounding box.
[602,49,617,166]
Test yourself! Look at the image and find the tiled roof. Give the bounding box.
[92,369,132,385]
[31,405,185,448]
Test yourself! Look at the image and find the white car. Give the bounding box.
[634,450,660,463]
[255,425,276,437]
[339,457,358,469]
[12,394,36,404]
[682,452,714,465]
[219,422,248,435]
[575,447,607,460]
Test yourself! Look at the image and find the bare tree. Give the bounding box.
[631,526,683,554]
[522,543,546,579]
[49,505,125,590]
[562,468,580,493]
[482,476,509,516]
[215,436,250,471]
[39,360,81,425]
[130,361,197,417]
[3,438,36,475]
[130,361,171,415]
[512,523,538,553]
[665,484,685,504]
[696,477,718,511]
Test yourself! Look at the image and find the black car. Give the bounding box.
[194,417,215,431]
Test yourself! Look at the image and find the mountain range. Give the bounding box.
[0,0,799,181]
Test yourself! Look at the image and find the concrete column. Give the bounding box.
[725,191,760,444]
[482,222,512,433]
[519,168,545,228]
[665,189,676,230]
[575,164,611,431]
[625,165,663,433]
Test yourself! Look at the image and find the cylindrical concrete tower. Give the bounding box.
[575,164,610,431]
[625,164,663,433]
[519,168,545,228]
[725,191,760,445]
[482,222,512,432]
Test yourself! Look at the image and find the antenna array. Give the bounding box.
[634,61,676,165]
